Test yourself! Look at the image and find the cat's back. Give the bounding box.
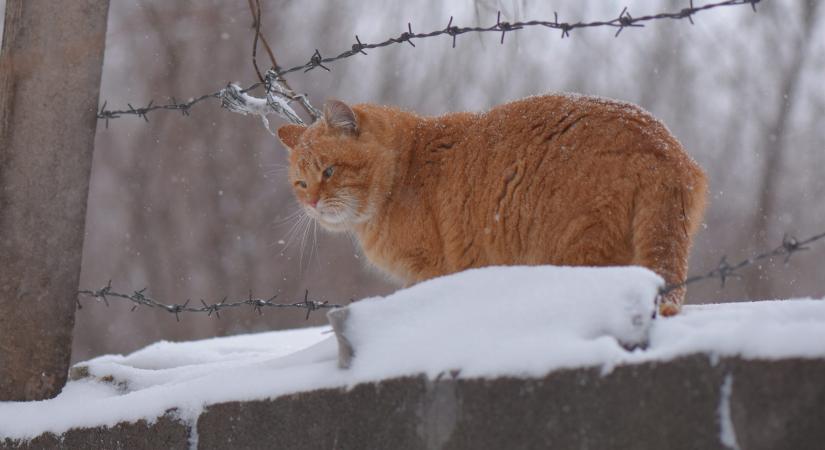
[476,93,681,158]
[430,92,705,263]
[444,93,702,191]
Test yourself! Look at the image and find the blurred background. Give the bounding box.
[34,0,822,363]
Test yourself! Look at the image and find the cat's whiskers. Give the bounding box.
[289,204,323,270]
[279,209,311,254]
[272,207,305,226]
[275,213,301,249]
[298,211,314,270]
[262,163,291,179]
[278,190,365,270]
[312,217,321,271]
[280,218,304,255]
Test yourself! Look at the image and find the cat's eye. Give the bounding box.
[295,180,307,189]
[323,166,335,179]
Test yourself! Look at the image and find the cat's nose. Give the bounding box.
[308,199,318,208]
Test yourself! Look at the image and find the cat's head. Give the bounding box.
[276,99,394,231]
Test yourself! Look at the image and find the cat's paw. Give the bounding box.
[659,301,681,317]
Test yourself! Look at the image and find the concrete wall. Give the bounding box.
[3,355,824,449]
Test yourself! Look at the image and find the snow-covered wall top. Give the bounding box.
[1,265,824,441]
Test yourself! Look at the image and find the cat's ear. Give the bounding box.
[277,124,306,150]
[323,99,358,134]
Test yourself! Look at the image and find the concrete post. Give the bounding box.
[0,0,109,400]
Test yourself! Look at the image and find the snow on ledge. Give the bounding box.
[1,265,824,441]
[331,265,660,377]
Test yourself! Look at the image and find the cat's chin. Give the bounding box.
[317,220,351,233]
[308,210,355,232]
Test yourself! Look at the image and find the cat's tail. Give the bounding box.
[631,164,708,316]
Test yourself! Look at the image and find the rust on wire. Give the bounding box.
[96,0,761,123]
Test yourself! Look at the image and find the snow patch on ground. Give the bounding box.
[1,265,824,441]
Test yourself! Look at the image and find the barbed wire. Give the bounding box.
[96,0,760,124]
[76,284,342,321]
[659,230,825,296]
[78,228,824,320]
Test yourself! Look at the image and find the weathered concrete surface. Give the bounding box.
[0,0,109,400]
[3,356,824,449]
[196,356,825,450]
[198,377,429,450]
[195,355,731,450]
[728,359,825,450]
[1,414,188,450]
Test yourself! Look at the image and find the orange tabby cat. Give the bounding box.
[277,95,707,316]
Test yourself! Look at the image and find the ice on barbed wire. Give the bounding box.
[219,84,264,115]
[263,70,323,120]
[219,83,303,136]
[265,90,303,124]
